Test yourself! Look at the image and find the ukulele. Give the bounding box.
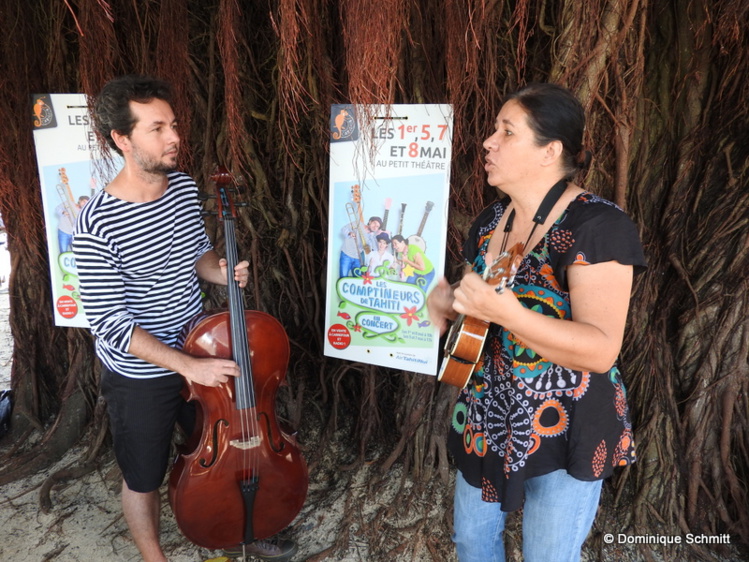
[437,242,524,388]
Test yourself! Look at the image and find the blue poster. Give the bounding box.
[324,104,453,375]
[32,93,121,327]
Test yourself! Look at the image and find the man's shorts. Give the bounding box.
[100,367,193,493]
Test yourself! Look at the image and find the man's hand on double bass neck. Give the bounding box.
[195,250,250,287]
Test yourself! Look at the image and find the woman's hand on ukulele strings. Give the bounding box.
[427,278,457,336]
[453,260,523,327]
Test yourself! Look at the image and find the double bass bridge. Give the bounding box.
[229,437,261,450]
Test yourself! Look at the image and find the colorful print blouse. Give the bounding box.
[448,191,647,512]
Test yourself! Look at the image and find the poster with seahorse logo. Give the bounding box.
[324,104,453,375]
[31,93,122,327]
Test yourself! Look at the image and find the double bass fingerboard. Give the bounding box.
[216,183,255,411]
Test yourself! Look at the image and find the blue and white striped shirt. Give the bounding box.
[73,172,212,378]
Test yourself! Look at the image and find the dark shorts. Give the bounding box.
[100,367,194,493]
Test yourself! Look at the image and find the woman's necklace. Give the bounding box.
[499,178,568,254]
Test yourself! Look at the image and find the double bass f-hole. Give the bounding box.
[199,418,230,468]
[258,411,285,453]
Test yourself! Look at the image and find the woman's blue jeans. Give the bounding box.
[453,469,603,562]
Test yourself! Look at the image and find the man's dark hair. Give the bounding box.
[94,75,173,155]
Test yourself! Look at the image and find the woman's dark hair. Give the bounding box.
[391,234,406,244]
[93,75,173,155]
[506,83,589,177]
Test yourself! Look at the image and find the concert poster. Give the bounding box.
[31,93,121,327]
[324,104,453,376]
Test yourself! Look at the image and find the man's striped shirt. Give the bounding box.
[73,172,212,378]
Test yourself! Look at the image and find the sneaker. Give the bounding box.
[222,538,297,561]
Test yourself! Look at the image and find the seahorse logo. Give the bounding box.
[32,97,54,128]
[332,109,349,139]
[330,106,356,141]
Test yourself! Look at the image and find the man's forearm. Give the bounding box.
[195,249,227,285]
[128,325,192,374]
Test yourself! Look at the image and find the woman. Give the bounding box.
[428,83,646,562]
[392,234,435,289]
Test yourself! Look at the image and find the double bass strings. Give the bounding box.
[221,202,260,481]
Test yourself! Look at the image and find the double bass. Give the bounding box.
[169,167,308,551]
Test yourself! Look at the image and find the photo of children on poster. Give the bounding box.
[324,104,453,375]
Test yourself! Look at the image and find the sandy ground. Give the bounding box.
[0,437,430,562]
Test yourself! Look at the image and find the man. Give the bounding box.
[56,195,89,253]
[367,232,396,277]
[73,75,295,562]
[339,215,382,277]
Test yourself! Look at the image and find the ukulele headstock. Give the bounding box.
[484,242,524,293]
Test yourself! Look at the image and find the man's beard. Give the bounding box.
[145,160,178,174]
[132,145,178,175]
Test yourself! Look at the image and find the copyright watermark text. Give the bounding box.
[603,533,731,546]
